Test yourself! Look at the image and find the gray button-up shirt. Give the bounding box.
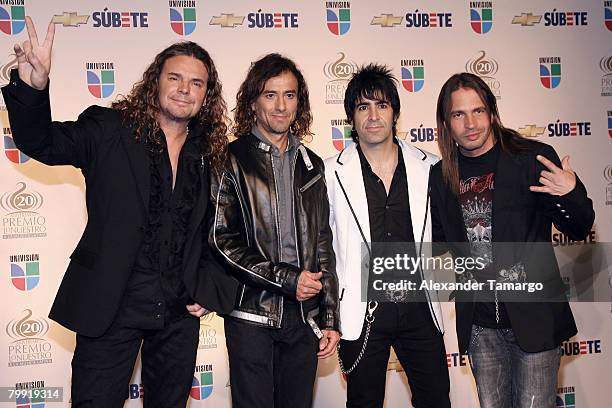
[251,126,299,267]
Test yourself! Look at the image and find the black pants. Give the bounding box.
[224,306,319,408]
[71,315,199,407]
[338,302,450,408]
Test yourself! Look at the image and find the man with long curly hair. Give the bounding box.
[210,53,340,407]
[2,18,237,407]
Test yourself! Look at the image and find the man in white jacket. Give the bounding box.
[325,64,450,407]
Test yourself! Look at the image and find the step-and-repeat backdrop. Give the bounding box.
[1,1,610,407]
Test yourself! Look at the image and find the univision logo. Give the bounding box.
[86,62,115,98]
[169,0,196,36]
[190,364,213,400]
[0,0,25,35]
[10,253,40,291]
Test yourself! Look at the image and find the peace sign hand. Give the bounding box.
[13,16,55,90]
[529,155,576,196]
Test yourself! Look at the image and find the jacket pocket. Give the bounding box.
[299,173,322,193]
[70,245,99,269]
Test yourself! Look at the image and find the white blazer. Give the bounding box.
[325,139,444,340]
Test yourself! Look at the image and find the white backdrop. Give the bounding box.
[1,1,610,407]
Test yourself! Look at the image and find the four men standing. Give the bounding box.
[4,16,596,408]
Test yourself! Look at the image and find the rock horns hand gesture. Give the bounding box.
[529,155,576,196]
[13,16,55,90]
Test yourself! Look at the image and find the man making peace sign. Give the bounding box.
[3,17,237,407]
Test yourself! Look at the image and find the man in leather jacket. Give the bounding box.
[210,53,340,408]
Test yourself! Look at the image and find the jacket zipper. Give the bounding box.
[291,149,307,323]
[270,154,284,327]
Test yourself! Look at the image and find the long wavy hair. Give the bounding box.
[232,53,312,140]
[436,72,530,194]
[112,42,228,171]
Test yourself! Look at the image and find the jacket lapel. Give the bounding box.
[335,145,371,246]
[398,139,429,244]
[492,149,522,241]
[120,130,150,213]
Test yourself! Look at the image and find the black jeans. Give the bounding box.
[71,315,199,407]
[224,304,319,408]
[338,302,450,408]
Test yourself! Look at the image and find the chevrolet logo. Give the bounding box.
[209,13,245,28]
[52,12,89,27]
[371,14,403,28]
[518,124,545,138]
[511,13,542,26]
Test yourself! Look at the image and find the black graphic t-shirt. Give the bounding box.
[458,143,510,329]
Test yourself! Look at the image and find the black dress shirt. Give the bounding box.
[118,128,203,329]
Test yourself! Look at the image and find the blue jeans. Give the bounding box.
[468,325,561,408]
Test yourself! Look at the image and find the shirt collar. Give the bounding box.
[251,125,299,155]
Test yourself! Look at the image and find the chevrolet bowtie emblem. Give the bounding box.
[209,13,245,28]
[511,13,542,26]
[52,12,89,27]
[371,14,403,27]
[518,125,545,138]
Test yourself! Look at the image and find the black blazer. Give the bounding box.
[2,71,238,337]
[430,139,595,354]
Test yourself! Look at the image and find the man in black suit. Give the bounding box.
[430,72,594,407]
[2,17,237,407]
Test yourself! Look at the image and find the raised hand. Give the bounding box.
[13,16,55,90]
[529,155,576,196]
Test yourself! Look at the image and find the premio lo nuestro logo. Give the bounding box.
[600,54,612,97]
[326,1,350,36]
[470,1,493,34]
[604,164,612,206]
[169,0,196,35]
[10,253,40,291]
[324,52,358,104]
[556,386,576,408]
[1,182,46,239]
[330,119,352,152]
[465,50,500,99]
[539,57,561,89]
[7,309,53,367]
[198,313,218,350]
[190,364,213,400]
[0,53,17,110]
[86,62,115,98]
[401,59,425,92]
[0,0,25,35]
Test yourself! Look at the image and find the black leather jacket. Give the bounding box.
[209,133,339,331]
